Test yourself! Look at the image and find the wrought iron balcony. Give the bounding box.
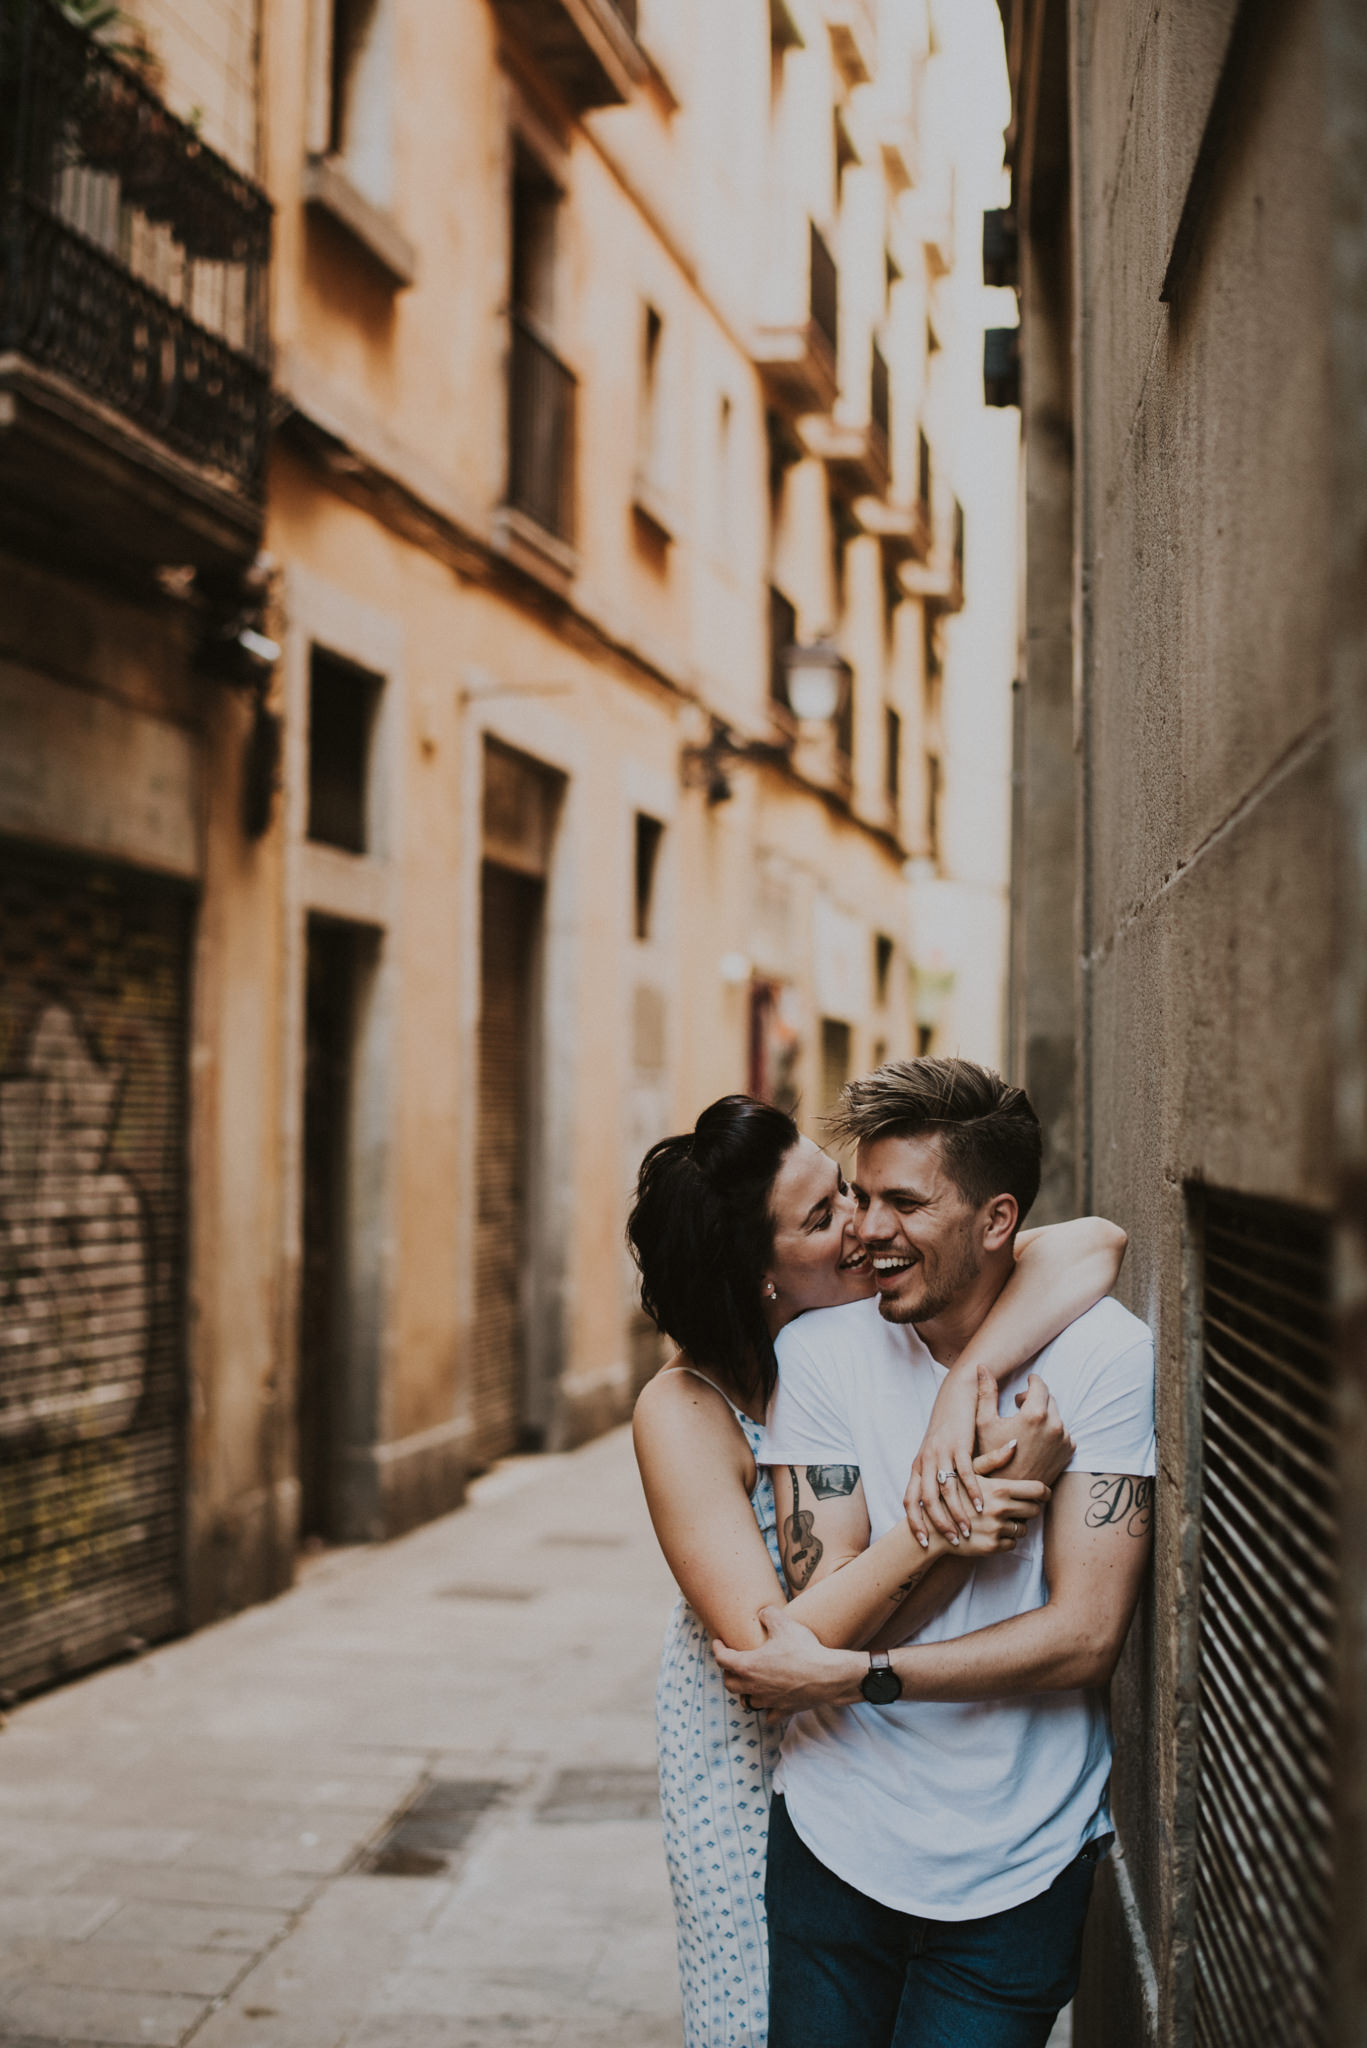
[809,221,839,370]
[487,0,645,112]
[802,335,890,499]
[0,0,272,571]
[507,311,576,547]
[753,219,840,417]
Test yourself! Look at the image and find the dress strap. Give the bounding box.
[660,1364,762,1433]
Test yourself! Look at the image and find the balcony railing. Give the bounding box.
[810,221,839,368]
[508,310,576,545]
[0,0,272,499]
[486,0,645,112]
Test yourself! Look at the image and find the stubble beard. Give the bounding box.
[877,1232,983,1329]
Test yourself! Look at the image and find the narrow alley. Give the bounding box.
[0,1432,683,2048]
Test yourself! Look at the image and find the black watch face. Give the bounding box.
[861,1665,902,1705]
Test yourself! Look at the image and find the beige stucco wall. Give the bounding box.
[1,0,1016,1651]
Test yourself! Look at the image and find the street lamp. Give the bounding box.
[681,640,852,804]
[781,639,851,724]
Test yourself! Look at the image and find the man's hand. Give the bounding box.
[714,1606,864,1714]
[979,1370,1074,1484]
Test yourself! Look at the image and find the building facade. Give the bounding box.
[997,1,1367,2043]
[0,0,1012,1693]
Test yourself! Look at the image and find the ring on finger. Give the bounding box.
[936,1468,953,1487]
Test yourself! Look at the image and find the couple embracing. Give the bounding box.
[630,1057,1155,2048]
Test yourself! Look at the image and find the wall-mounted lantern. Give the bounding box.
[681,640,852,804]
[781,638,851,724]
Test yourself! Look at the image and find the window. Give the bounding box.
[918,428,933,517]
[324,0,394,207]
[820,1018,851,1115]
[767,408,801,523]
[830,492,859,620]
[885,706,902,803]
[874,933,894,1005]
[769,585,797,709]
[924,609,942,690]
[507,147,575,542]
[308,647,383,854]
[633,814,664,941]
[511,147,559,332]
[715,394,734,555]
[769,0,802,100]
[926,752,943,865]
[637,304,664,489]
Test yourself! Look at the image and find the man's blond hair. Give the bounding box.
[827,1055,1042,1217]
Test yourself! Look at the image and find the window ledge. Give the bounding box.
[493,504,578,592]
[303,156,417,290]
[631,476,676,545]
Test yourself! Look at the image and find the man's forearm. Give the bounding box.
[785,1605,1112,1709]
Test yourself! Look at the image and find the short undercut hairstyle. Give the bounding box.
[827,1056,1042,1222]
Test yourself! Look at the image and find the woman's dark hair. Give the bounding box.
[627,1095,799,1409]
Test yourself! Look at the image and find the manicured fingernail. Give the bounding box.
[1006,1439,1017,1450]
[949,1534,959,1546]
[918,1533,929,1548]
[960,1524,970,1539]
[974,1499,984,1512]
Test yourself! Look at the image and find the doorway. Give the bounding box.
[298,915,373,1540]
[472,861,543,1464]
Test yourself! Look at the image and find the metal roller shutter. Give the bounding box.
[0,843,190,1697]
[1194,1191,1337,2047]
[471,862,540,1467]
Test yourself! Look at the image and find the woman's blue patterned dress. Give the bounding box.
[655,1370,786,2048]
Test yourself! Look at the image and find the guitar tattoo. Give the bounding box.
[783,1468,824,1589]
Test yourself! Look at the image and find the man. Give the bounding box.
[714,1058,1155,2048]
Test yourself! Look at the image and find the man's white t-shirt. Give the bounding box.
[758,1292,1155,1921]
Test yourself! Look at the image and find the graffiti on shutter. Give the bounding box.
[0,848,188,1696]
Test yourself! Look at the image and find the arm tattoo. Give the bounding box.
[782,1468,824,1590]
[888,1569,927,1605]
[806,1464,860,1499]
[1085,1475,1154,1536]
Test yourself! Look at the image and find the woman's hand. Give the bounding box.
[960,1472,1051,1557]
[904,1363,983,1546]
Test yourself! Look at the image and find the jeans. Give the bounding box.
[765,1794,1106,2048]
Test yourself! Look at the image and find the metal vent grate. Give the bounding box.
[1195,1192,1337,2047]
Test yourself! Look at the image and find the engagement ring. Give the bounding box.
[936,1469,952,1486]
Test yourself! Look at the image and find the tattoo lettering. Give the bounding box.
[782,1468,824,1590]
[1085,1474,1154,1536]
[806,1464,860,1499]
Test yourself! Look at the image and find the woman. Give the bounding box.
[629,1095,1126,2048]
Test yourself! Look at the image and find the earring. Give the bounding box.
[764,1282,777,1300]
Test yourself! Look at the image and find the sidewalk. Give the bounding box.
[0,1427,684,2048]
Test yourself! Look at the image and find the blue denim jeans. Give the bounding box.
[765,1794,1106,2048]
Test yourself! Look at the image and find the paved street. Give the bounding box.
[0,1428,683,2048]
[0,1423,1074,2048]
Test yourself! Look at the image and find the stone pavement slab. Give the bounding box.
[0,1424,1075,2048]
[0,1429,684,2048]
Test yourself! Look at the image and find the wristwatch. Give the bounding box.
[860,1650,903,1705]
